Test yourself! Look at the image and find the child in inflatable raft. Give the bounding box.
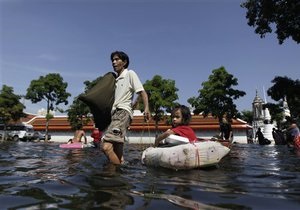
[154,105,197,147]
[143,105,230,170]
[154,104,230,147]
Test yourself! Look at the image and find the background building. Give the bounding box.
[21,111,251,144]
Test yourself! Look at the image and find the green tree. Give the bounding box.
[67,97,91,130]
[142,75,179,136]
[26,73,71,141]
[0,85,26,140]
[188,66,246,123]
[264,102,286,128]
[267,76,300,119]
[239,110,253,125]
[241,0,300,44]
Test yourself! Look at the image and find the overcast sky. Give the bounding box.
[1,0,299,115]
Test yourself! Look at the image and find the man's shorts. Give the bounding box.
[102,109,131,143]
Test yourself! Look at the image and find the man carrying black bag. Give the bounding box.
[80,51,150,164]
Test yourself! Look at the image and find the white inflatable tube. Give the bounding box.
[141,141,230,170]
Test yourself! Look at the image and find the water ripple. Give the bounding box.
[0,141,300,209]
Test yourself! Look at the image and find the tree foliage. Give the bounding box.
[267,76,300,119]
[26,73,71,141]
[188,67,246,122]
[241,0,300,44]
[26,73,71,108]
[67,97,91,130]
[0,85,26,123]
[239,110,253,125]
[143,75,179,135]
[264,102,286,128]
[0,85,26,140]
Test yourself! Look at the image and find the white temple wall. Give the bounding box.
[126,129,249,144]
[47,129,249,144]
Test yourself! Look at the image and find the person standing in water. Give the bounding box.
[287,119,300,148]
[219,117,233,141]
[102,51,150,165]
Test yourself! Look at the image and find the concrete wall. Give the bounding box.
[47,131,94,143]
[126,128,249,144]
[48,128,249,144]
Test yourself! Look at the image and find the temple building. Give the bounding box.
[21,110,251,144]
[252,90,275,144]
[282,96,291,121]
[252,90,264,137]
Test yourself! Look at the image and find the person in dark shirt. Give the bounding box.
[255,127,271,145]
[219,117,233,141]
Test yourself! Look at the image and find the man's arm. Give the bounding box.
[138,90,150,122]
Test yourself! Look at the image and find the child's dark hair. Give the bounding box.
[110,51,130,68]
[171,105,191,126]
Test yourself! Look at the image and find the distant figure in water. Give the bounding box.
[68,124,87,144]
[91,126,102,148]
[286,119,300,148]
[272,128,286,145]
[255,127,271,145]
[219,117,233,142]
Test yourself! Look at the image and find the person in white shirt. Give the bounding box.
[102,51,150,164]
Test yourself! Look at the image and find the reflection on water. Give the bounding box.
[0,141,300,209]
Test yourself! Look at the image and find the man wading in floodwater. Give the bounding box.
[101,51,150,165]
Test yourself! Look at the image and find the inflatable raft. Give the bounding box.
[142,138,230,170]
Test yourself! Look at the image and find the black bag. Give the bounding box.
[79,72,116,131]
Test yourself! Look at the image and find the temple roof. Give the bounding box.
[20,112,251,132]
[253,90,264,104]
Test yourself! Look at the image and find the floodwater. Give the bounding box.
[0,141,300,210]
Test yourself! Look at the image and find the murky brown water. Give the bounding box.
[0,141,300,209]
